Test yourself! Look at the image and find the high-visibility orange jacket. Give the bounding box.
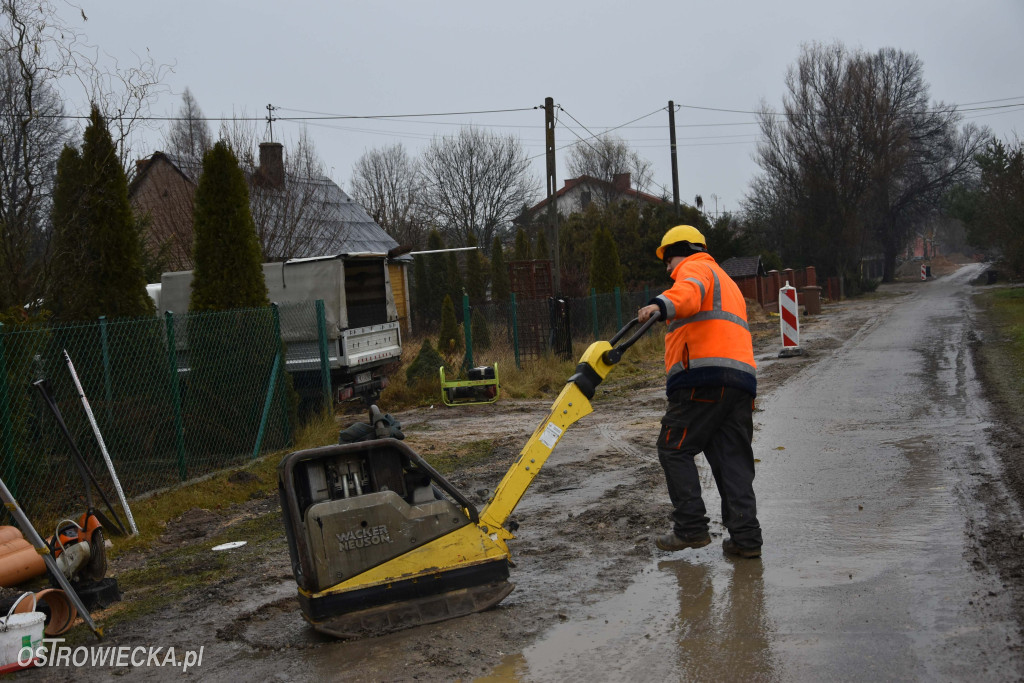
[650,252,757,397]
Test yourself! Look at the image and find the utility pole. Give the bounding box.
[668,100,680,217]
[266,103,277,142]
[545,96,560,292]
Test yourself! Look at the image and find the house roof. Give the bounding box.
[130,151,399,259]
[524,173,667,217]
[720,256,765,279]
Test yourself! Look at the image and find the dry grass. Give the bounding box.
[380,323,671,411]
[107,410,338,556]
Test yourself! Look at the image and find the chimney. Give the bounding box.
[258,142,285,188]
[612,173,631,192]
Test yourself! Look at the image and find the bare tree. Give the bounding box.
[745,42,985,282]
[566,134,654,201]
[0,45,68,308]
[350,143,427,249]
[162,87,212,167]
[419,126,538,249]
[1,0,169,303]
[0,0,74,308]
[849,48,985,280]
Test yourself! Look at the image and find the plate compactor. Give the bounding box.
[278,316,658,638]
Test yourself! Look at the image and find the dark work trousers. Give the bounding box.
[657,385,762,548]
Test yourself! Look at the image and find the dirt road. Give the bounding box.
[27,264,1024,681]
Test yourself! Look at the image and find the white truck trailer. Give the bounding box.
[156,253,402,401]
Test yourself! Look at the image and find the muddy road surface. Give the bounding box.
[27,263,1023,681]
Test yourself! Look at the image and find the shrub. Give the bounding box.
[471,310,491,351]
[437,295,463,355]
[406,339,446,383]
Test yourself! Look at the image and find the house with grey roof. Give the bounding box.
[129,142,412,332]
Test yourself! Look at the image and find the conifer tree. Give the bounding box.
[406,339,446,383]
[446,250,464,316]
[48,146,87,317]
[49,107,153,321]
[490,237,510,304]
[191,141,269,311]
[437,294,463,355]
[412,256,431,328]
[535,230,550,261]
[589,227,624,293]
[514,228,531,260]
[465,234,487,304]
[471,310,491,351]
[424,229,448,324]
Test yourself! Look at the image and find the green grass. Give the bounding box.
[980,286,1024,361]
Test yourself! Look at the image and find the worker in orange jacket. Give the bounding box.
[638,225,762,558]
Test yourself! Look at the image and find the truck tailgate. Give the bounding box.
[340,322,402,367]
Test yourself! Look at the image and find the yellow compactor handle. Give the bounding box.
[478,314,660,536]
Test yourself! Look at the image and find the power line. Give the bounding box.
[274,106,538,120]
[526,105,667,161]
[674,98,1024,118]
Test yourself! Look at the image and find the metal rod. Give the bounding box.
[63,350,138,536]
[31,381,128,536]
[252,351,281,459]
[164,312,187,480]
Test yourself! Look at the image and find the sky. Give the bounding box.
[52,0,1024,218]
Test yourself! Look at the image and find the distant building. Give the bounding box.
[720,256,767,281]
[129,142,412,332]
[520,173,667,224]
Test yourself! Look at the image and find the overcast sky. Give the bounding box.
[61,0,1024,217]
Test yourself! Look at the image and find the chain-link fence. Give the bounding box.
[455,286,667,369]
[0,302,330,526]
[0,288,661,524]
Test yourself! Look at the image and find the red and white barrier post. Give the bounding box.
[779,281,803,357]
[921,264,926,281]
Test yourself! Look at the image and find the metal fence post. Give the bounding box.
[590,288,598,340]
[463,294,473,369]
[165,312,187,481]
[99,315,112,427]
[253,351,281,459]
[510,293,520,369]
[271,303,291,446]
[614,286,623,329]
[315,300,332,412]
[0,323,18,498]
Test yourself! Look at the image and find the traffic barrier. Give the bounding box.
[779,282,803,357]
[921,264,926,280]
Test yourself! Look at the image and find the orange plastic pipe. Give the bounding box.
[34,589,77,636]
[0,526,23,545]
[0,538,33,559]
[0,540,46,587]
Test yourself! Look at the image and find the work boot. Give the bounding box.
[722,538,761,558]
[655,532,711,552]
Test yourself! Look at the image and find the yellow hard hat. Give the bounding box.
[656,225,707,260]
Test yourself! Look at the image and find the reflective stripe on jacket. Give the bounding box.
[652,252,757,396]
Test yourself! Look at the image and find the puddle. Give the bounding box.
[500,556,776,682]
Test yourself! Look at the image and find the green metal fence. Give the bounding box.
[0,302,327,526]
[0,287,661,525]
[458,286,665,369]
